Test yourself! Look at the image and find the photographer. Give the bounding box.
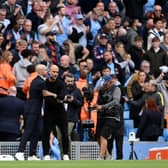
[63,73,83,143]
[96,75,124,160]
[75,59,98,139]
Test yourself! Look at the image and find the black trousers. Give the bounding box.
[107,131,124,160]
[18,100,43,156]
[42,110,69,155]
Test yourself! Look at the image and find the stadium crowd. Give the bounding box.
[0,0,168,160]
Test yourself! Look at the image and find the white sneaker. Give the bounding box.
[15,152,24,161]
[97,156,104,160]
[43,155,51,160]
[28,155,40,161]
[63,154,70,160]
[105,155,112,160]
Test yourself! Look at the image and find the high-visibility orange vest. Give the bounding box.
[23,72,38,99]
[0,63,15,95]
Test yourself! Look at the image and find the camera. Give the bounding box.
[66,95,72,99]
[82,86,94,102]
[128,132,139,142]
[81,85,94,129]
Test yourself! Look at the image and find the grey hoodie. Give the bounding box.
[13,59,32,88]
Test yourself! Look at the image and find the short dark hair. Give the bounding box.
[78,59,87,66]
[134,35,143,42]
[26,64,35,73]
[64,73,74,79]
[101,65,111,72]
[21,49,34,58]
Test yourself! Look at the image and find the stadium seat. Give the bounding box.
[124,111,130,119]
[163,128,168,141]
[124,119,134,136]
[123,102,130,111]
[157,136,165,142]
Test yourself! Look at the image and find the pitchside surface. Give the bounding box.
[0,160,168,168]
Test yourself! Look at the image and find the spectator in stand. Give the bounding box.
[0,7,10,33]
[19,19,36,49]
[13,49,33,100]
[39,0,51,17]
[38,44,51,67]
[11,39,27,66]
[0,86,24,141]
[140,18,154,50]
[94,65,111,92]
[129,80,164,125]
[44,31,65,65]
[107,1,120,18]
[129,71,147,127]
[146,5,164,20]
[74,44,90,64]
[84,8,102,58]
[4,16,23,49]
[144,36,168,78]
[86,1,109,26]
[136,97,163,141]
[54,4,71,45]
[49,0,65,16]
[160,31,168,55]
[127,19,142,47]
[68,14,88,48]
[147,18,164,50]
[2,0,24,25]
[0,50,15,96]
[102,0,124,12]
[65,0,81,24]
[129,36,145,70]
[114,42,135,82]
[38,14,63,44]
[104,18,118,49]
[26,0,44,34]
[93,33,108,68]
[113,12,122,29]
[126,60,154,99]
[103,50,124,85]
[59,55,77,80]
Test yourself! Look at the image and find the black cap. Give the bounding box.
[99,33,108,39]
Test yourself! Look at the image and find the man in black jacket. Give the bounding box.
[64,73,83,142]
[42,64,69,160]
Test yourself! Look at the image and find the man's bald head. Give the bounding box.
[60,55,70,68]
[35,64,47,77]
[49,64,59,80]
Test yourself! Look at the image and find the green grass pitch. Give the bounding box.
[0,160,168,168]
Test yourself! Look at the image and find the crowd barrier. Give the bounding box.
[0,141,168,160]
